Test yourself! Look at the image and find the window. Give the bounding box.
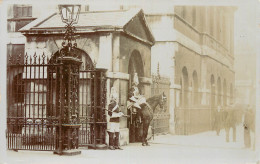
[192,7,196,26]
[85,5,89,12]
[7,44,25,64]
[13,5,32,18]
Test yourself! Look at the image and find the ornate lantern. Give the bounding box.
[58,5,81,54]
[59,5,81,25]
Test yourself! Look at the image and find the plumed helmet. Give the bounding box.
[129,96,137,102]
[110,87,118,102]
[133,73,139,86]
[133,103,141,109]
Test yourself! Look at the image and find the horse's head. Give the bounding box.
[158,92,167,110]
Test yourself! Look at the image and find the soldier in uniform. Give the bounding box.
[107,87,125,150]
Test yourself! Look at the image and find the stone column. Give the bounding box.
[169,56,176,134]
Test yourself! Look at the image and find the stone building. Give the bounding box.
[86,4,237,135]
[6,4,237,146]
[142,6,236,135]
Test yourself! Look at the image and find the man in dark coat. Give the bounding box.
[224,104,237,142]
[215,106,222,136]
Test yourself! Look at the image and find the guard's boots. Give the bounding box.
[114,132,123,150]
[108,131,115,150]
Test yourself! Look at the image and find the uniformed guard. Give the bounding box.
[107,87,125,150]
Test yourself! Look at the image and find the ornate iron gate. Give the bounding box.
[78,69,107,148]
[7,53,107,151]
[151,75,170,135]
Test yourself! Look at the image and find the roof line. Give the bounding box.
[123,9,155,44]
[34,13,57,28]
[80,10,128,14]
[124,31,154,46]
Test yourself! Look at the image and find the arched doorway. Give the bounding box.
[127,50,144,143]
[210,75,215,130]
[182,67,189,107]
[192,71,199,106]
[47,48,107,148]
[217,77,222,106]
[223,79,227,106]
[210,75,215,108]
[128,50,144,95]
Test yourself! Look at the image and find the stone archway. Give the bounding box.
[192,71,199,106]
[217,77,222,106]
[128,50,144,96]
[223,79,227,106]
[50,48,94,70]
[182,67,189,108]
[210,75,215,109]
[127,50,144,143]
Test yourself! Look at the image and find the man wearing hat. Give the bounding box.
[107,87,126,150]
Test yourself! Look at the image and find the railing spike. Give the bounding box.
[25,52,28,64]
[42,52,46,65]
[33,52,37,64]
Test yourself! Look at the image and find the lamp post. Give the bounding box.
[58,5,81,55]
[54,4,82,155]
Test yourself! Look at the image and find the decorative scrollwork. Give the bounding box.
[26,119,33,125]
[71,128,78,149]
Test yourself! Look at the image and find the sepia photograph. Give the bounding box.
[0,0,259,163]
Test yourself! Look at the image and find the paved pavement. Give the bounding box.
[2,124,259,164]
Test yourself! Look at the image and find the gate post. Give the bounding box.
[54,47,82,156]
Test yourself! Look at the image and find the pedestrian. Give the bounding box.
[107,87,125,150]
[224,104,237,142]
[215,106,222,136]
[243,105,254,149]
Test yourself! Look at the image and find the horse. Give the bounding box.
[138,92,167,146]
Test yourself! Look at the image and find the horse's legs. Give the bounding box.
[144,120,151,146]
[142,120,150,146]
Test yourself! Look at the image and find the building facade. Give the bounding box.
[6,4,237,149]
[143,6,236,134]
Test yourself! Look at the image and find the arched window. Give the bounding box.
[182,67,189,107]
[223,80,227,106]
[210,75,215,108]
[217,77,222,106]
[192,71,199,106]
